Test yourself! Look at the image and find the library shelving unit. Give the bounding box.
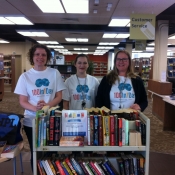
[167,57,175,78]
[47,64,76,81]
[3,55,12,85]
[32,111,150,175]
[93,61,108,76]
[0,53,4,100]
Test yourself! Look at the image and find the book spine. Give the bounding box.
[114,114,118,146]
[90,115,94,146]
[49,116,55,146]
[93,162,105,175]
[47,159,57,175]
[98,161,110,175]
[87,114,91,146]
[46,120,50,145]
[61,162,69,175]
[51,160,60,175]
[140,157,145,175]
[78,161,89,175]
[82,162,94,175]
[122,118,126,146]
[65,158,78,175]
[103,161,115,175]
[37,160,44,175]
[125,119,129,146]
[45,160,54,175]
[62,161,74,175]
[110,115,115,146]
[38,117,42,147]
[93,115,99,146]
[103,116,110,146]
[55,160,66,175]
[87,161,98,175]
[89,161,101,175]
[98,115,103,146]
[141,122,146,145]
[70,157,85,175]
[43,122,47,146]
[105,159,118,175]
[118,118,122,147]
[117,158,125,175]
[54,116,60,146]
[41,160,51,175]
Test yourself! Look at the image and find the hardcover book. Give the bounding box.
[59,136,84,146]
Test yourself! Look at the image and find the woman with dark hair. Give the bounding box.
[96,50,148,112]
[62,54,99,110]
[14,44,65,171]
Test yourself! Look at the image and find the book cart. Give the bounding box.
[32,111,150,175]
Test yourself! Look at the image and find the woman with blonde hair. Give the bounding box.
[96,50,148,112]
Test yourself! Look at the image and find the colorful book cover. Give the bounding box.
[59,136,84,146]
[98,115,103,146]
[90,115,94,146]
[49,116,55,146]
[102,116,110,146]
[93,115,99,146]
[62,110,88,144]
[110,115,115,146]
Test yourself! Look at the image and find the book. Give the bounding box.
[116,158,125,175]
[37,160,46,175]
[59,136,84,146]
[53,115,61,146]
[98,161,110,175]
[87,113,91,146]
[110,115,115,146]
[45,159,54,175]
[129,129,142,146]
[41,160,51,175]
[90,115,94,146]
[65,157,78,175]
[118,118,122,146]
[103,161,115,175]
[93,115,99,146]
[70,157,85,175]
[78,160,89,175]
[103,116,110,146]
[98,115,103,146]
[62,160,74,175]
[49,113,55,146]
[1,142,23,158]
[55,159,66,175]
[0,141,7,154]
[87,161,98,175]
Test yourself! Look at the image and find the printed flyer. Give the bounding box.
[62,110,88,143]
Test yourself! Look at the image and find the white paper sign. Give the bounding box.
[161,71,166,82]
[62,110,88,142]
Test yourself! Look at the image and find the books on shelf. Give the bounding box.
[59,136,84,146]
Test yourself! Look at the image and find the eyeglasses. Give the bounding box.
[116,58,128,62]
[77,62,88,65]
[34,53,47,57]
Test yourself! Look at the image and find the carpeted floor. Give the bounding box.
[0,92,175,154]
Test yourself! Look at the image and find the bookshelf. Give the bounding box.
[32,111,150,175]
[0,53,4,100]
[93,61,108,76]
[3,55,12,85]
[47,64,76,81]
[167,57,175,78]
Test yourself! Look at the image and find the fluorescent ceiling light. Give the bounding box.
[17,31,48,37]
[103,34,117,38]
[115,34,130,38]
[6,17,33,25]
[77,38,88,42]
[74,48,88,50]
[97,46,113,49]
[65,38,77,42]
[54,49,68,52]
[47,45,64,48]
[0,17,14,24]
[169,35,175,39]
[99,42,119,45]
[33,0,64,13]
[37,41,59,44]
[146,47,154,50]
[63,0,89,14]
[109,19,130,27]
[148,42,155,46]
[0,39,10,43]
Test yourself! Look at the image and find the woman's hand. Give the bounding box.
[36,100,47,110]
[130,103,141,111]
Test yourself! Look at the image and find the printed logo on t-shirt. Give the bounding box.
[32,78,53,96]
[73,85,91,101]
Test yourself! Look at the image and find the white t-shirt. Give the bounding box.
[62,74,99,110]
[110,76,135,110]
[14,67,66,127]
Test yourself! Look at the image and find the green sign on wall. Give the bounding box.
[130,14,155,40]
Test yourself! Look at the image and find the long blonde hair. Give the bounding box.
[107,50,138,85]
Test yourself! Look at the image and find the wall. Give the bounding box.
[0,41,33,72]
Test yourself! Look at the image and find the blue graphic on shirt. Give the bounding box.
[118,83,132,91]
[35,78,50,87]
[76,85,89,93]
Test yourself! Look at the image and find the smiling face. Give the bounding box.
[75,56,89,77]
[33,48,47,70]
[115,52,129,76]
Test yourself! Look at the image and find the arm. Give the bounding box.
[63,100,69,109]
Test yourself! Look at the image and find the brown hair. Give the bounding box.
[107,50,137,85]
[27,44,51,65]
[74,54,89,64]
